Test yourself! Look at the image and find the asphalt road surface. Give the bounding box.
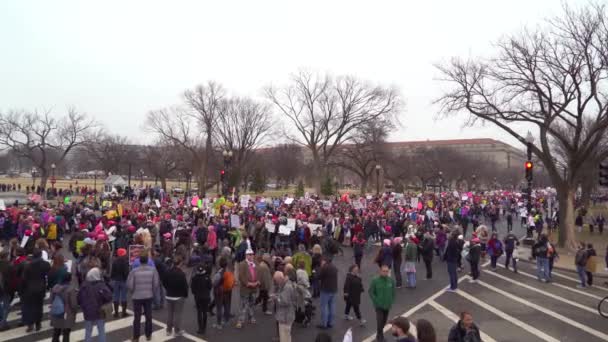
[3,219,607,342]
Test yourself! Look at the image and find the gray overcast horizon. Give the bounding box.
[0,0,571,149]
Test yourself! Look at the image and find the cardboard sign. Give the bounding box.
[128,245,145,265]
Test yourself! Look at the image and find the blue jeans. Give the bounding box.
[447,262,458,290]
[536,257,550,281]
[576,265,587,287]
[84,319,106,342]
[319,291,336,327]
[112,280,127,302]
[0,294,11,327]
[406,272,416,288]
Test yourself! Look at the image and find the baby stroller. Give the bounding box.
[294,284,314,327]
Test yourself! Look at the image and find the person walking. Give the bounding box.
[77,268,112,342]
[273,271,298,342]
[212,257,234,330]
[448,311,481,342]
[236,248,260,328]
[22,248,50,332]
[503,232,519,273]
[343,265,365,325]
[404,235,418,288]
[420,231,435,280]
[317,256,338,330]
[110,248,129,318]
[0,251,12,331]
[369,264,395,342]
[352,232,366,270]
[585,243,597,286]
[574,243,589,288]
[444,231,460,291]
[50,273,78,342]
[190,264,213,335]
[486,232,503,271]
[127,253,161,341]
[532,235,551,283]
[392,237,403,288]
[256,253,273,315]
[468,238,482,282]
[163,257,188,336]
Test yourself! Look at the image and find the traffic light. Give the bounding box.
[220,169,225,182]
[525,161,533,180]
[600,162,608,186]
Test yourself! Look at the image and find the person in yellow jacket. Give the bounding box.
[585,243,598,286]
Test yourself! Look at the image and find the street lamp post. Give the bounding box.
[31,167,37,189]
[525,131,534,214]
[222,150,233,196]
[471,174,476,191]
[139,169,144,188]
[187,171,192,199]
[50,163,56,194]
[375,164,381,196]
[438,171,443,194]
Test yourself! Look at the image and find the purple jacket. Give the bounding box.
[77,281,112,321]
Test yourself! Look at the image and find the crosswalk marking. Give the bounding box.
[37,316,135,342]
[1,312,86,340]
[547,269,608,292]
[455,284,560,342]
[481,268,598,314]
[495,264,604,300]
[428,300,497,342]
[474,278,608,341]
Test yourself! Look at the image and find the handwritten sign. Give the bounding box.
[230,214,241,228]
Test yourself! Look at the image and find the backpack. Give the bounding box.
[50,294,65,317]
[196,227,208,245]
[494,240,503,254]
[575,249,588,266]
[222,270,235,291]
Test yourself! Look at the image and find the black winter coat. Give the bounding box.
[163,267,189,298]
[190,271,212,300]
[22,258,50,301]
[342,273,363,306]
[110,256,130,282]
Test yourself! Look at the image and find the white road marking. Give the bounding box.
[7,302,51,322]
[545,269,608,292]
[456,285,560,342]
[474,278,608,341]
[428,300,497,342]
[125,309,207,342]
[1,313,85,340]
[36,315,135,342]
[495,263,604,300]
[361,261,491,342]
[482,268,598,314]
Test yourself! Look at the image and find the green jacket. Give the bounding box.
[291,252,312,277]
[369,275,395,310]
[404,242,418,262]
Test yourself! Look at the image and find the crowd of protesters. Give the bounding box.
[0,184,605,342]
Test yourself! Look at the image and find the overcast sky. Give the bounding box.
[0,0,573,148]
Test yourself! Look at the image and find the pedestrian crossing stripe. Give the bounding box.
[427,300,497,342]
[545,269,608,292]
[474,278,608,341]
[481,268,598,314]
[455,283,560,342]
[36,316,134,342]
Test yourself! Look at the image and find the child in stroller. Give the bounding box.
[294,282,314,326]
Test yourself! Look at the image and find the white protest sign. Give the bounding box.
[155,199,161,208]
[308,223,322,232]
[265,222,275,231]
[20,235,29,248]
[410,197,418,208]
[0,200,5,211]
[230,214,241,228]
[322,201,331,209]
[240,195,250,207]
[284,198,294,205]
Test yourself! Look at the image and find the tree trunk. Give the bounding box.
[160,177,167,192]
[311,152,323,195]
[557,186,577,250]
[579,178,594,209]
[202,132,212,197]
[359,176,368,195]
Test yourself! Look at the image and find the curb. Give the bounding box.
[518,258,608,279]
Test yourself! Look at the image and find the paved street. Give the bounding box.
[2,220,607,342]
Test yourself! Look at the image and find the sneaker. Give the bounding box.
[576,285,586,289]
[344,315,354,321]
[213,323,223,330]
[445,288,457,293]
[25,326,33,333]
[236,322,243,329]
[468,279,476,283]
[359,319,367,326]
[265,311,273,315]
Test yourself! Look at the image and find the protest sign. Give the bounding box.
[284,197,294,205]
[20,235,29,248]
[240,195,250,207]
[128,245,145,265]
[410,197,418,209]
[265,222,275,231]
[0,200,5,211]
[155,199,161,208]
[230,214,240,228]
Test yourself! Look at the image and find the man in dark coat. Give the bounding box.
[21,249,50,332]
[448,311,481,342]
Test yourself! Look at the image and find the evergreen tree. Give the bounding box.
[321,176,334,196]
[295,179,305,198]
[250,169,266,193]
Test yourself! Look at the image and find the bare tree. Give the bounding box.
[330,120,391,194]
[435,3,608,248]
[266,70,402,194]
[143,141,182,191]
[0,108,96,188]
[214,97,273,189]
[265,144,304,188]
[184,81,225,195]
[85,134,130,175]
